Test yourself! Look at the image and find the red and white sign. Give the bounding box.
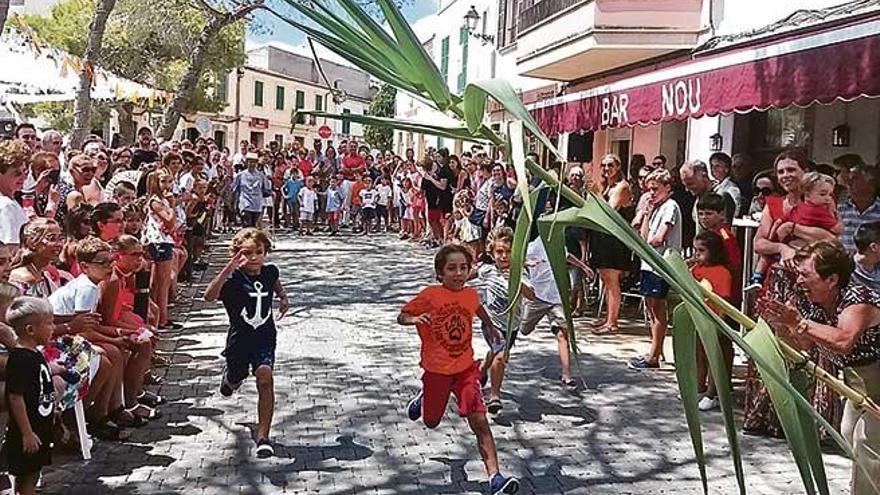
[318,125,332,139]
[530,25,880,134]
[249,117,269,129]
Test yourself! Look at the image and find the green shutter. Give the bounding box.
[458,26,468,92]
[437,137,445,150]
[295,90,305,124]
[315,94,323,112]
[440,36,449,84]
[254,81,263,107]
[342,108,351,135]
[275,85,285,110]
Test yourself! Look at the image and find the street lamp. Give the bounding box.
[464,5,495,45]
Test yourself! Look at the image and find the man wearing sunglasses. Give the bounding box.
[54,154,98,223]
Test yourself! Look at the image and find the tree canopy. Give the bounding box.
[363,84,396,151]
[21,0,246,114]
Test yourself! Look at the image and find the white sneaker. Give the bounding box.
[698,396,719,411]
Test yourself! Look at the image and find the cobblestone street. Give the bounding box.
[41,233,852,494]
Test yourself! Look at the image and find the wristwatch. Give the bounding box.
[795,318,810,335]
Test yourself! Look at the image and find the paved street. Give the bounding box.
[41,232,852,494]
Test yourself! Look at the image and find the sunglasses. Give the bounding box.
[755,187,774,196]
[600,162,615,167]
[78,166,97,174]
[652,161,664,167]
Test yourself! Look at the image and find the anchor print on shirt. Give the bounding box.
[241,280,272,330]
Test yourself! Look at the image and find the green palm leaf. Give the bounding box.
[293,110,490,143]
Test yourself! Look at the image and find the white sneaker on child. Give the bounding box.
[698,396,719,411]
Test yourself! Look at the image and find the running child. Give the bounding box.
[3,297,56,495]
[473,227,534,414]
[690,230,734,411]
[398,244,519,495]
[203,228,289,458]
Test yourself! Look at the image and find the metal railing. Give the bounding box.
[518,0,586,34]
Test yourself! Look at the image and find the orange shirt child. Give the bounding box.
[691,263,733,313]
[401,284,480,375]
[351,179,366,207]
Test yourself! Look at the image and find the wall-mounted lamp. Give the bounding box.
[832,124,850,147]
[464,6,495,45]
[709,133,723,152]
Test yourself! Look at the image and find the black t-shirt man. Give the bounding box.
[421,163,454,213]
[4,347,55,475]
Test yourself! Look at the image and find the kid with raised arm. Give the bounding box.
[398,244,519,495]
[203,228,288,459]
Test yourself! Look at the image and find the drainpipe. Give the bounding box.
[233,67,244,146]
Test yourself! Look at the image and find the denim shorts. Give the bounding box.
[640,270,670,298]
[147,242,175,262]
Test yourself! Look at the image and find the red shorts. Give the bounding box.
[427,208,445,223]
[327,211,339,223]
[422,361,486,426]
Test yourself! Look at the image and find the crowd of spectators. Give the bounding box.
[0,117,877,492]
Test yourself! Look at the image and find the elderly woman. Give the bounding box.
[760,241,880,495]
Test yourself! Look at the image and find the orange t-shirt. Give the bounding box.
[402,285,479,375]
[351,180,366,206]
[692,264,732,314]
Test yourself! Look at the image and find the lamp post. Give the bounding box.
[464,5,495,45]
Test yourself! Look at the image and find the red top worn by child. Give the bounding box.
[402,284,479,375]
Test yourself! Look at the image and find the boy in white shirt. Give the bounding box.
[358,177,378,235]
[297,177,318,236]
[375,176,393,232]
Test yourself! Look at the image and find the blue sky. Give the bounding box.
[249,1,439,46]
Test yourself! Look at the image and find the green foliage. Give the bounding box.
[21,0,246,114]
[21,101,111,134]
[363,84,396,150]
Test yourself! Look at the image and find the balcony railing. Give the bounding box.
[518,0,586,34]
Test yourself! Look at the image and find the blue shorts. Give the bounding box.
[640,270,670,299]
[222,329,276,384]
[147,242,174,262]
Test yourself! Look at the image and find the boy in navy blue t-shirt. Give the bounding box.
[204,228,288,458]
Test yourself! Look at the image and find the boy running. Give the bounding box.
[204,228,289,458]
[399,244,519,495]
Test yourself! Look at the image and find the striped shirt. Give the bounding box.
[838,198,880,253]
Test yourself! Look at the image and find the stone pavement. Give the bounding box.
[40,232,852,494]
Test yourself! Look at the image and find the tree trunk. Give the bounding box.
[158,2,262,141]
[157,17,224,141]
[116,102,135,146]
[0,0,10,36]
[71,0,117,150]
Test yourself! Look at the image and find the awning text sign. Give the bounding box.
[532,32,880,135]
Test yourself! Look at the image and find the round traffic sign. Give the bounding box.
[318,125,332,139]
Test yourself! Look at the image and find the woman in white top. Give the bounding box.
[144,169,178,329]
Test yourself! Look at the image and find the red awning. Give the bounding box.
[529,20,880,135]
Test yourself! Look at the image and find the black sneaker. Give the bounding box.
[220,373,242,397]
[490,473,520,495]
[406,390,423,421]
[256,438,274,458]
[628,356,660,370]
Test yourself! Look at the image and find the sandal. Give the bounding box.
[487,398,503,415]
[591,325,619,335]
[88,418,129,441]
[138,391,165,407]
[113,406,148,427]
[127,403,162,420]
[561,377,578,389]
